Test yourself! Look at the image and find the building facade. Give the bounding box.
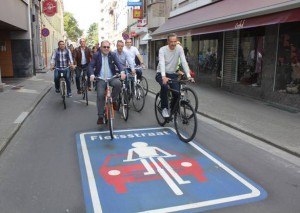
[151,0,300,109]
[0,0,34,78]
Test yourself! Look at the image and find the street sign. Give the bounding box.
[41,28,50,37]
[127,1,143,6]
[42,0,57,17]
[76,127,267,213]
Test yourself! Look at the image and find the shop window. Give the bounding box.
[276,22,300,94]
[238,28,264,87]
[198,39,218,75]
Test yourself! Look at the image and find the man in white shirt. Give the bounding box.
[123,38,145,79]
[156,33,194,117]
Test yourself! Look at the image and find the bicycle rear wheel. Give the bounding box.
[120,90,129,121]
[154,93,167,126]
[132,84,145,112]
[182,87,198,112]
[174,101,197,142]
[139,76,148,96]
[107,100,114,139]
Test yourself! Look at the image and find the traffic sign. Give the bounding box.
[76,127,267,212]
[127,1,143,6]
[41,28,50,37]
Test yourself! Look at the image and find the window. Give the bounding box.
[276,22,300,94]
[238,27,265,86]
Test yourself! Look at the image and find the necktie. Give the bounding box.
[103,56,108,79]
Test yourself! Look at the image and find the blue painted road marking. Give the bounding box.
[76,127,267,213]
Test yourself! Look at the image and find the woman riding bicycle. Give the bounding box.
[155,33,194,118]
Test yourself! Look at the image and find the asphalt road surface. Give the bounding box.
[0,87,299,213]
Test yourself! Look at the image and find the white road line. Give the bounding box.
[14,112,29,124]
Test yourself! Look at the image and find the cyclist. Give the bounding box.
[50,40,74,97]
[155,33,194,118]
[89,40,126,125]
[113,40,136,75]
[123,38,145,79]
[74,38,93,94]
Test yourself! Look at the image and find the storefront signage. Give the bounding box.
[41,28,50,37]
[127,1,143,6]
[42,0,57,17]
[133,9,142,18]
[235,19,245,29]
[137,18,147,27]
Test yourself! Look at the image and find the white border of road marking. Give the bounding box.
[14,112,29,124]
[79,127,263,213]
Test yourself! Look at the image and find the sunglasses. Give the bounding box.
[102,46,110,49]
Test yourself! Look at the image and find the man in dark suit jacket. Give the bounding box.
[89,40,126,125]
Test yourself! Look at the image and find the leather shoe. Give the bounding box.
[77,90,82,94]
[88,87,92,91]
[113,102,120,110]
[97,116,104,125]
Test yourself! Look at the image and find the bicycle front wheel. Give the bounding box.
[83,80,88,105]
[60,80,66,109]
[182,87,198,112]
[107,100,114,139]
[139,76,148,96]
[174,101,197,142]
[154,93,167,126]
[120,91,129,121]
[132,84,145,112]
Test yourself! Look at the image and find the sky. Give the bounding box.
[63,0,100,33]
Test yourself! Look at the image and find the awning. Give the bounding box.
[152,0,300,39]
[141,33,152,41]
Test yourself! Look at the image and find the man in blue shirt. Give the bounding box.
[89,40,126,125]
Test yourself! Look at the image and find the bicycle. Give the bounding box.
[135,66,149,96]
[78,66,88,106]
[178,73,199,112]
[118,77,129,121]
[154,78,197,142]
[55,67,69,109]
[95,75,119,139]
[126,72,145,112]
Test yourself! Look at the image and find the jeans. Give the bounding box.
[75,64,90,91]
[155,72,180,110]
[96,78,121,116]
[54,67,71,94]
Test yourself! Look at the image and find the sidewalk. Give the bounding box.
[0,69,299,157]
[0,71,53,153]
[142,69,300,157]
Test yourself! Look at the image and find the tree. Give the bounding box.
[64,12,83,42]
[86,23,99,47]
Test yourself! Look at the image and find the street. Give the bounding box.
[0,79,299,213]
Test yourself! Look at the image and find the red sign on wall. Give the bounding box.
[43,0,57,17]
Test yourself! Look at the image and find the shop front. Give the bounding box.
[151,1,300,109]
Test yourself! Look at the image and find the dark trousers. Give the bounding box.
[75,64,90,91]
[54,68,71,94]
[155,72,180,110]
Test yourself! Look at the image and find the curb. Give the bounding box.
[147,88,300,158]
[0,85,52,154]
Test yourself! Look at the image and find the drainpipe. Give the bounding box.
[0,66,4,92]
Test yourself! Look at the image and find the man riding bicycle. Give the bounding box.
[155,33,194,118]
[50,40,74,97]
[123,38,145,79]
[89,40,126,125]
[113,40,136,75]
[74,38,93,94]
